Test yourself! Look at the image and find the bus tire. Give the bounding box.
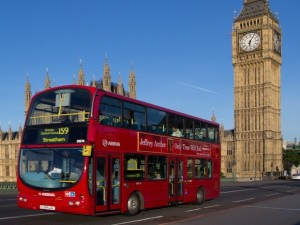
[195,187,205,205]
[126,192,140,216]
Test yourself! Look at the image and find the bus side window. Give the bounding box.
[99,96,121,126]
[123,101,145,130]
[207,160,212,178]
[208,126,215,143]
[187,158,193,179]
[148,155,166,180]
[194,159,201,178]
[147,108,167,134]
[185,119,194,139]
[194,122,207,141]
[169,114,183,137]
[124,154,145,180]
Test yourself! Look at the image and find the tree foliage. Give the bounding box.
[283,150,300,170]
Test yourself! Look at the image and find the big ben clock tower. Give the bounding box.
[232,0,282,180]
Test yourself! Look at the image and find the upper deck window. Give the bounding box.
[27,88,92,126]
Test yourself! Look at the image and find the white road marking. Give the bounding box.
[245,206,300,211]
[186,208,202,212]
[111,216,163,225]
[233,198,255,203]
[221,188,253,194]
[0,212,56,220]
[204,205,220,209]
[265,193,279,197]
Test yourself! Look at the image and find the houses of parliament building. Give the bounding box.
[0,0,283,182]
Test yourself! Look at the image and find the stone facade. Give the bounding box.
[0,125,22,182]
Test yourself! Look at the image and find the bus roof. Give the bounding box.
[31,84,219,127]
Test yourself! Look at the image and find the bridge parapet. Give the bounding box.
[0,182,17,192]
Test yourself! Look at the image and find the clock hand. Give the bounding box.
[248,33,256,46]
[248,39,252,46]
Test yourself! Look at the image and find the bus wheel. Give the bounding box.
[195,188,205,205]
[126,192,140,216]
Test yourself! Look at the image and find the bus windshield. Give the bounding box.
[19,148,84,189]
[27,88,92,126]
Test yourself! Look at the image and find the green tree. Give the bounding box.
[283,150,300,171]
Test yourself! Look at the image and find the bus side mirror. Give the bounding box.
[82,145,92,156]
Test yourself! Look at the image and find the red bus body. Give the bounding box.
[17,85,220,216]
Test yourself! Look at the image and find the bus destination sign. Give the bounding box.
[38,127,69,144]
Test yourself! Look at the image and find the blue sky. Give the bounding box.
[0,0,299,141]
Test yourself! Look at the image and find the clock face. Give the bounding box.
[274,32,281,53]
[240,32,261,52]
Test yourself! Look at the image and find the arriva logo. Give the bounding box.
[39,192,55,197]
[102,139,121,147]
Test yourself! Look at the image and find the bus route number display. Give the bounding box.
[38,127,69,144]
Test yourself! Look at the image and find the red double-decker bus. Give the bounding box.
[17,85,220,216]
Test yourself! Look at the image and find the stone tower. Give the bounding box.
[128,65,136,99]
[232,0,282,179]
[102,57,112,92]
[44,69,51,89]
[24,76,32,117]
[77,61,86,86]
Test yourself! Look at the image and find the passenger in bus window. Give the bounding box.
[154,171,161,179]
[171,125,182,137]
[124,110,135,127]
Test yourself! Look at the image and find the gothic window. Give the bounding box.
[227,143,233,156]
[227,162,232,173]
[5,146,9,159]
[5,166,10,177]
[15,145,19,159]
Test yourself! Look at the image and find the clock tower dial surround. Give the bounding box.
[239,30,262,52]
[231,0,282,180]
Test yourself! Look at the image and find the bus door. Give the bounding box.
[168,157,184,203]
[95,154,121,212]
[109,155,121,210]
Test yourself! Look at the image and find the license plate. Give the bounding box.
[40,205,55,211]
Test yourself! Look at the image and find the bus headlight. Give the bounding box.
[68,200,81,207]
[75,201,81,206]
[19,197,27,202]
